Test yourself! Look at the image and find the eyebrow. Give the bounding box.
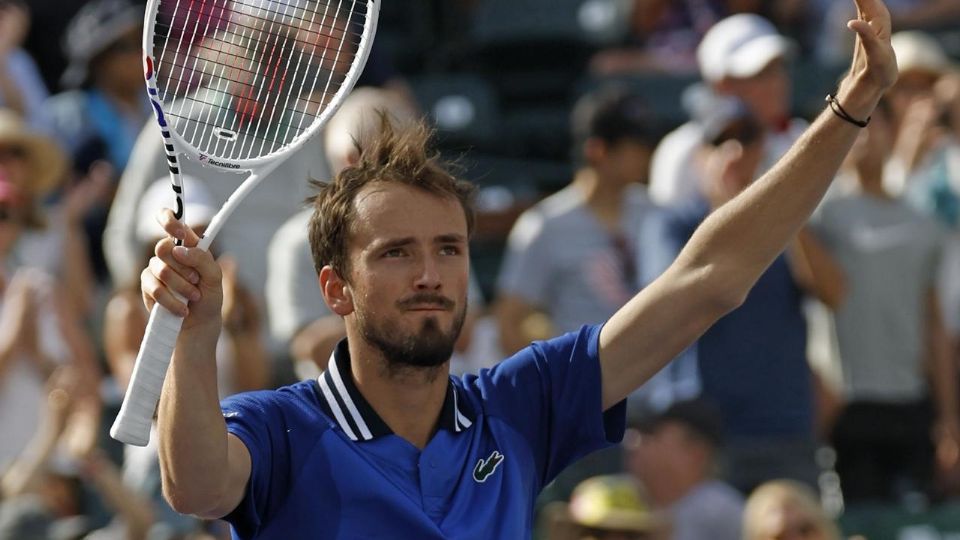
[371,234,467,252]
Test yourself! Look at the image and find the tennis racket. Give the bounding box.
[111,0,379,446]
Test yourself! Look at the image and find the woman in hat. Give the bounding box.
[0,108,100,471]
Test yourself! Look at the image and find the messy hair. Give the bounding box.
[307,112,476,280]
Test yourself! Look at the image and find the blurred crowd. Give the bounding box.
[0,0,958,539]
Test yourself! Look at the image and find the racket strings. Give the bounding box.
[154,0,367,160]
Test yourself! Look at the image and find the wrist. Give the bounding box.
[834,75,886,122]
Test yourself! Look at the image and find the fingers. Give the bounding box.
[142,233,223,318]
[851,0,891,26]
[156,208,202,248]
[142,265,189,317]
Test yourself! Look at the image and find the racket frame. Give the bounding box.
[111,0,379,446]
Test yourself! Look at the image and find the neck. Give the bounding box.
[344,328,450,449]
[573,169,626,228]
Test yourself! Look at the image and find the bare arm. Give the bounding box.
[786,227,847,309]
[598,0,899,409]
[144,212,251,518]
[495,295,555,356]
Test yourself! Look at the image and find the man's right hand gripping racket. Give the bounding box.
[111,0,379,446]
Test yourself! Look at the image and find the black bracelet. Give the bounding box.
[825,93,870,128]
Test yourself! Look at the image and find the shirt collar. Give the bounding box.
[315,340,475,442]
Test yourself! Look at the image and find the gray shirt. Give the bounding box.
[669,480,744,540]
[811,194,945,402]
[497,184,656,333]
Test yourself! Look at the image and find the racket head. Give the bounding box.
[143,0,379,170]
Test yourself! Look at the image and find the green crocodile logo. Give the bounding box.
[473,450,505,483]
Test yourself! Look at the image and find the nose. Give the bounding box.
[413,253,442,291]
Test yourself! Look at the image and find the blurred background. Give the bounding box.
[1,0,959,538]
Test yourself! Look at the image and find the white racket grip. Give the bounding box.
[110,303,185,446]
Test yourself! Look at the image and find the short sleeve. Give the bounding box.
[496,209,554,306]
[465,325,626,488]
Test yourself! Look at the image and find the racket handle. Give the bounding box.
[110,303,185,446]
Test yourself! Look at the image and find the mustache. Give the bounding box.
[397,293,455,310]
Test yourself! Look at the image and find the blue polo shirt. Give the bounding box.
[221,325,625,539]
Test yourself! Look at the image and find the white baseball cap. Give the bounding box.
[891,31,953,76]
[136,176,217,244]
[697,14,794,82]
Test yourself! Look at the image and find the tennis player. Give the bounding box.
[142,0,899,537]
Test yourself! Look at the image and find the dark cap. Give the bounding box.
[61,0,144,88]
[571,87,658,149]
[635,399,725,447]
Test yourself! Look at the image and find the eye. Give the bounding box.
[383,247,407,258]
[439,245,461,256]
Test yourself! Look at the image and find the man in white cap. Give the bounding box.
[649,13,808,208]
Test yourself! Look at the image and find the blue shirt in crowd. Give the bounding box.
[221,325,626,539]
[647,198,814,440]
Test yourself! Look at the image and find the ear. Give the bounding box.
[582,137,607,165]
[319,266,354,316]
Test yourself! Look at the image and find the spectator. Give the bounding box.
[495,85,659,520]
[643,93,845,494]
[743,480,842,540]
[809,101,958,504]
[42,0,150,284]
[588,0,725,76]
[541,475,667,540]
[1,367,154,540]
[0,109,99,471]
[496,87,658,355]
[0,1,49,128]
[648,13,806,208]
[623,399,744,540]
[46,0,147,170]
[884,31,960,230]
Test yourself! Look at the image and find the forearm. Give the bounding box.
[786,228,847,309]
[685,79,882,304]
[80,451,155,539]
[0,423,60,498]
[928,292,959,427]
[158,325,232,515]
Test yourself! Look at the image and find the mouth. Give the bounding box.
[405,306,449,313]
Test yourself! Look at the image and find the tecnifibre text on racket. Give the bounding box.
[111,0,379,446]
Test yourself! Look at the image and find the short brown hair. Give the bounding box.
[307,113,476,280]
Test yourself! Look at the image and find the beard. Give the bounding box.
[355,294,467,373]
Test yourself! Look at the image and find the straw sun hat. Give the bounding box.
[0,110,67,199]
